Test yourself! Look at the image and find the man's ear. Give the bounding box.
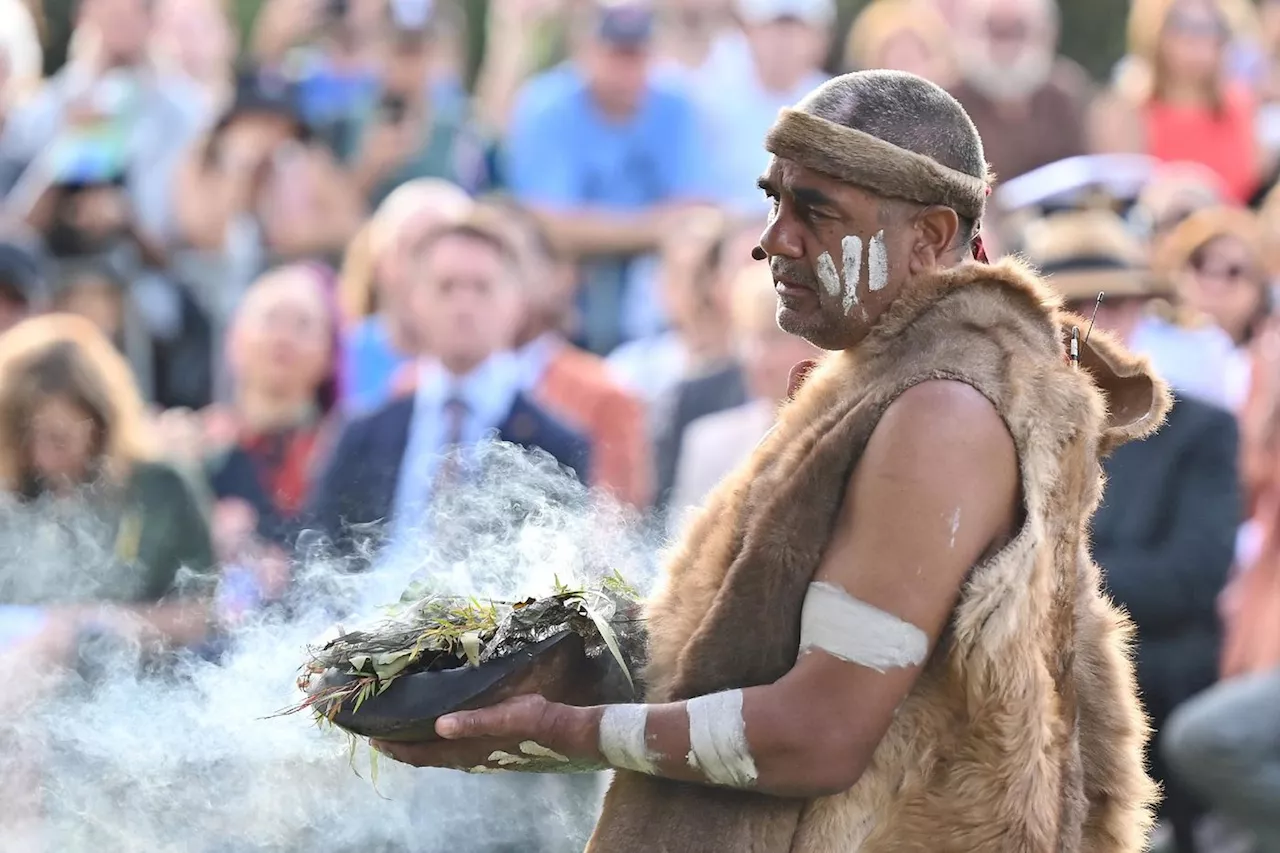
[912,206,962,268]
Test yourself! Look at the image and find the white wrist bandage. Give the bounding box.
[686,689,758,788]
[599,704,659,775]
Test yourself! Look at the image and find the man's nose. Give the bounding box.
[759,212,804,260]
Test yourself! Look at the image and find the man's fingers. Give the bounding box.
[436,695,546,740]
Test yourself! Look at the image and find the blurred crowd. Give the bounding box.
[4,0,1280,850]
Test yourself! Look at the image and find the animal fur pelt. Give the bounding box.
[586,257,1165,853]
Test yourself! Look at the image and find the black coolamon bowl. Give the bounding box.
[320,631,629,743]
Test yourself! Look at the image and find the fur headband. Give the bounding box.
[764,108,991,220]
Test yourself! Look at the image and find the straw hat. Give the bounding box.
[1020,210,1169,302]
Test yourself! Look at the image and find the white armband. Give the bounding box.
[799,582,928,672]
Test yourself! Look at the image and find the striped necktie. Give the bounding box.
[434,396,470,491]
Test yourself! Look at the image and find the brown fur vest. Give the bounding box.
[587,259,1166,853]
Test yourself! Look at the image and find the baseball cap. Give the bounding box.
[736,0,836,26]
[594,1,656,47]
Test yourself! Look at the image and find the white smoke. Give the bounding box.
[0,443,660,853]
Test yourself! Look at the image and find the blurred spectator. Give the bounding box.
[0,229,47,333]
[200,264,340,551]
[0,0,43,103]
[250,0,386,156]
[2,0,209,248]
[653,0,752,91]
[645,216,768,510]
[607,207,735,407]
[346,3,493,206]
[339,178,474,413]
[1098,0,1263,204]
[1024,210,1241,853]
[51,256,126,346]
[1131,160,1228,252]
[472,0,572,135]
[667,260,815,528]
[842,0,954,85]
[1157,206,1269,409]
[174,68,365,269]
[0,314,215,645]
[504,0,711,355]
[949,0,1093,184]
[694,0,832,215]
[1163,317,1280,853]
[308,219,591,557]
[481,198,652,508]
[150,0,239,119]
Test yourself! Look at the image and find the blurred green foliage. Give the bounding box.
[41,0,1130,85]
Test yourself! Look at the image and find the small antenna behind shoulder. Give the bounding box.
[1084,291,1105,346]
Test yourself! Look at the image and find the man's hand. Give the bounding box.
[372,695,603,770]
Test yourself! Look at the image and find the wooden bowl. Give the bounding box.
[319,630,632,743]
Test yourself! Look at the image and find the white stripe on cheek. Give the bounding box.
[816,251,841,301]
[687,689,758,788]
[599,704,659,775]
[868,230,889,292]
[799,582,928,672]
[840,235,862,315]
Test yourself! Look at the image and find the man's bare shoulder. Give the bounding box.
[852,380,1019,551]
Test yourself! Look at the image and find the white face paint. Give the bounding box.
[840,235,862,316]
[815,251,841,301]
[799,581,929,672]
[948,508,962,549]
[868,230,889,292]
[487,750,530,767]
[686,689,758,788]
[519,741,571,763]
[599,704,660,775]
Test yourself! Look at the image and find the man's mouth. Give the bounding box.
[774,278,813,294]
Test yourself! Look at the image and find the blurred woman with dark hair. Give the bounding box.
[0,313,215,650]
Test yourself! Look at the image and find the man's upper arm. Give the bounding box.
[775,381,1020,763]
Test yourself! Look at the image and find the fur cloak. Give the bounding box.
[586,258,1166,852]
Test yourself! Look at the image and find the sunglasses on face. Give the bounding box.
[1189,253,1258,284]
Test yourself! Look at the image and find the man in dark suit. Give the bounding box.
[1025,210,1241,853]
[308,220,591,558]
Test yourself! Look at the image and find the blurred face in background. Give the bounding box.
[408,232,524,374]
[1157,0,1227,86]
[78,0,154,67]
[1179,234,1269,345]
[26,394,99,491]
[581,38,652,116]
[231,269,334,400]
[153,0,236,84]
[376,202,467,318]
[743,16,829,86]
[956,0,1057,100]
[875,29,950,82]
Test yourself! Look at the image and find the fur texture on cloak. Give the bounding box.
[585,257,1166,853]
